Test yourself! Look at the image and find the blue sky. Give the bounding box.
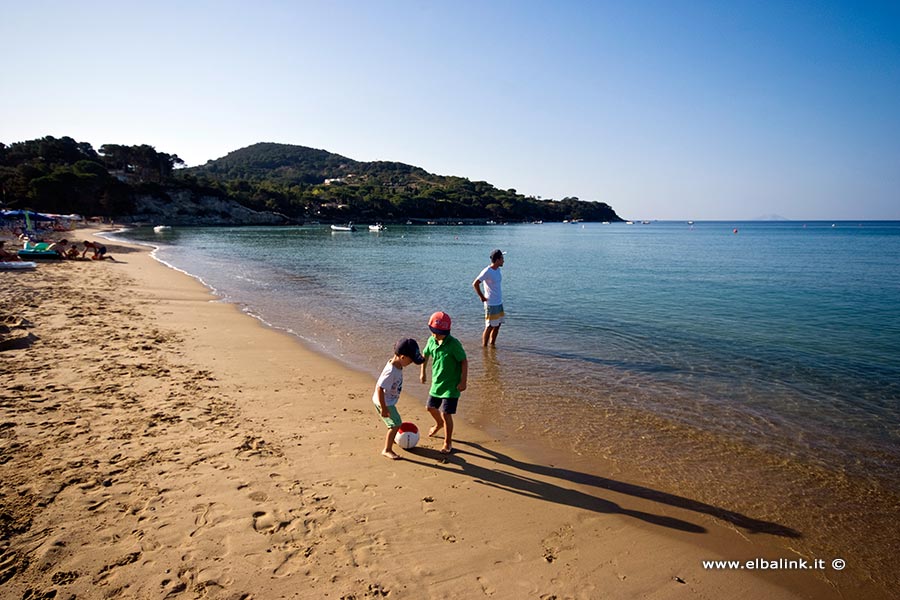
[2,0,898,220]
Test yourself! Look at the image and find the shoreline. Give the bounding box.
[109,224,900,594]
[0,226,880,599]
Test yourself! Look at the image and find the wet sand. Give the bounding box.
[0,227,878,599]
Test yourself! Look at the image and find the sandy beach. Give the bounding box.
[0,228,881,599]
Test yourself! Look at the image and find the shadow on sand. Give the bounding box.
[404,440,800,538]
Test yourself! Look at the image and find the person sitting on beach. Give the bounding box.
[0,241,20,261]
[48,239,71,258]
[82,240,113,261]
[373,338,425,460]
[420,311,468,454]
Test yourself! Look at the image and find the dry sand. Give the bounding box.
[0,228,878,599]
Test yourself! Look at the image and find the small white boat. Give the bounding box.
[153,225,172,233]
[331,223,357,232]
[368,224,386,232]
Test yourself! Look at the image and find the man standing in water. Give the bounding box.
[473,248,505,347]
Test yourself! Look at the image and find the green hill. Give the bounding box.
[1,137,623,224]
[186,142,622,223]
[193,143,363,185]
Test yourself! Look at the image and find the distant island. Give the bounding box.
[0,137,623,225]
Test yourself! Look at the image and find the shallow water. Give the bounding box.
[114,220,900,588]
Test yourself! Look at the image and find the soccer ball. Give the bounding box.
[395,422,420,449]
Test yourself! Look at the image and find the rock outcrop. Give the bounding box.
[125,189,289,225]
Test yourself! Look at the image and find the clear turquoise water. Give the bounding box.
[114,221,900,581]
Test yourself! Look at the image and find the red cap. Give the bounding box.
[428,311,452,334]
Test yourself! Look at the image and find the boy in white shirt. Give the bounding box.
[373,338,424,459]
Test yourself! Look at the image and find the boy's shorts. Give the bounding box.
[484,303,505,326]
[375,404,402,428]
[427,395,459,415]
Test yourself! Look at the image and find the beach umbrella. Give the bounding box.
[1,209,54,221]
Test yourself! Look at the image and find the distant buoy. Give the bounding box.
[733,228,738,234]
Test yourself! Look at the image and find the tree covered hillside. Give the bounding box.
[0,136,184,216]
[1,137,623,223]
[186,143,622,222]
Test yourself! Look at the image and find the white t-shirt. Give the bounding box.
[477,265,503,306]
[372,361,403,407]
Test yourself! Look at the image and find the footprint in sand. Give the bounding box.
[94,551,142,584]
[271,543,316,578]
[51,570,79,584]
[248,491,268,502]
[235,436,282,459]
[191,502,217,537]
[477,576,496,596]
[0,547,25,586]
[251,510,295,535]
[541,523,574,564]
[421,496,437,515]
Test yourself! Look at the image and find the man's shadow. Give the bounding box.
[406,441,800,539]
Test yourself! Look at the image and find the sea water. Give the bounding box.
[114,221,900,587]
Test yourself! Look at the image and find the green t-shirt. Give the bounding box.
[423,334,467,398]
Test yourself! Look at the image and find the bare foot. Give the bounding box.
[428,424,443,437]
[440,444,453,454]
[382,450,401,460]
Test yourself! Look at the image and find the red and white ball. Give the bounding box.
[395,422,420,449]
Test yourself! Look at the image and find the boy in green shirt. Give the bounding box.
[420,311,468,454]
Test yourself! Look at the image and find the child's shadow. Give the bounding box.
[405,440,800,538]
[404,444,705,534]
